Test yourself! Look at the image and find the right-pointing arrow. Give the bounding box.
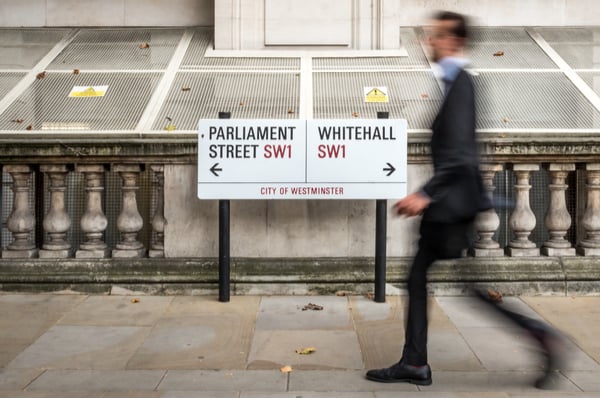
[383,162,395,176]
[210,163,222,177]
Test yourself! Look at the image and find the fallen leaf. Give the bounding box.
[239,101,245,106]
[487,289,503,303]
[73,69,80,75]
[287,108,295,114]
[365,292,374,300]
[335,291,348,296]
[295,347,316,355]
[280,365,293,373]
[421,93,429,98]
[11,119,24,123]
[352,112,359,117]
[26,125,33,130]
[302,303,323,311]
[181,87,191,91]
[503,117,510,123]
[131,298,140,303]
[164,124,176,131]
[36,71,46,80]
[493,51,505,57]
[139,42,150,49]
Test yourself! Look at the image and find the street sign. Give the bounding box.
[198,119,407,199]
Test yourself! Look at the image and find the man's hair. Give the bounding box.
[433,10,469,39]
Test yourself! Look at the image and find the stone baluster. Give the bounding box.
[2,165,37,258]
[542,163,575,256]
[506,164,540,256]
[75,165,109,258]
[112,165,146,258]
[578,164,600,256]
[39,165,72,258]
[471,164,504,257]
[149,165,165,258]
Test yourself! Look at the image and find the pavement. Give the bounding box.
[1,292,600,398]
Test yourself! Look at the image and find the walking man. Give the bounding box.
[366,10,566,389]
[365,10,490,386]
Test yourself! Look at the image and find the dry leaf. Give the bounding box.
[335,291,348,296]
[287,108,295,114]
[487,289,503,303]
[352,112,359,118]
[421,93,429,98]
[295,347,316,355]
[139,42,150,49]
[493,51,505,57]
[503,117,510,123]
[302,303,323,311]
[73,69,80,75]
[365,292,374,300]
[26,125,33,130]
[164,124,176,131]
[280,365,293,373]
[11,119,24,123]
[181,87,191,91]
[131,298,140,303]
[239,101,245,106]
[36,71,46,80]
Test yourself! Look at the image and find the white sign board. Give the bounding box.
[198,119,407,199]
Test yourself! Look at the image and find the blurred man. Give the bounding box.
[365,11,565,389]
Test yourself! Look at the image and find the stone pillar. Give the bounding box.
[39,165,72,258]
[506,164,540,256]
[112,164,146,258]
[578,164,600,256]
[471,164,504,257]
[542,163,576,256]
[149,165,165,258]
[75,164,109,258]
[2,165,37,258]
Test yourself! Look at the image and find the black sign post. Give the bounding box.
[218,111,231,302]
[375,111,389,303]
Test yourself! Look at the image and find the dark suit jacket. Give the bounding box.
[421,69,491,224]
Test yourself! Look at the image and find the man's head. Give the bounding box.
[426,11,469,62]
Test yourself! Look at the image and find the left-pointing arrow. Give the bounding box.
[210,163,222,177]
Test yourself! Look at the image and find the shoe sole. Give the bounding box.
[365,375,432,386]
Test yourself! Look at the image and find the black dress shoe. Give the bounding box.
[366,360,432,385]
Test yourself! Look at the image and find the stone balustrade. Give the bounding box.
[0,160,598,260]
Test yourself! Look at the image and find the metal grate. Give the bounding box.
[474,71,600,129]
[153,72,301,129]
[181,29,300,70]
[536,27,600,70]
[0,73,25,99]
[313,71,441,127]
[47,29,184,70]
[468,28,557,69]
[0,71,162,131]
[0,29,70,70]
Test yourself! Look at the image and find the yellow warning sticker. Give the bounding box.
[69,85,108,98]
[364,86,389,103]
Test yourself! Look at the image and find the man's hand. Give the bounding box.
[393,192,431,217]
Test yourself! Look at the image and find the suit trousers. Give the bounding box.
[401,219,472,365]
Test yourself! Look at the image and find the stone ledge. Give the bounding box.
[0,256,582,295]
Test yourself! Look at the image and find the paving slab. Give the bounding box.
[0,368,44,390]
[255,296,352,330]
[25,370,165,392]
[564,371,600,391]
[375,392,510,398]
[6,325,150,370]
[288,370,417,392]
[101,391,161,398]
[58,296,173,326]
[435,296,544,328]
[0,390,104,397]
[157,391,239,398]
[157,370,287,392]
[248,330,363,370]
[417,371,580,392]
[522,297,600,365]
[355,319,404,370]
[241,391,375,398]
[349,296,402,322]
[165,296,261,317]
[0,294,87,367]
[126,314,253,369]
